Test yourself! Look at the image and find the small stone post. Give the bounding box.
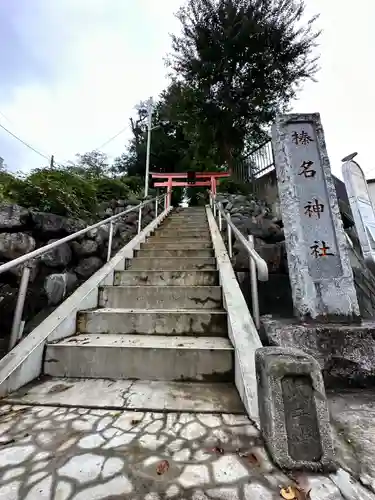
[272,113,360,323]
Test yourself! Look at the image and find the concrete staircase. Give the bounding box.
[39,208,243,413]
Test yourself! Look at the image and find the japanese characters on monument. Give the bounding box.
[287,122,343,281]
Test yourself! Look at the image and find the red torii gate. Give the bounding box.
[151,171,231,208]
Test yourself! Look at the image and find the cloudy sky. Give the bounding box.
[0,0,374,180]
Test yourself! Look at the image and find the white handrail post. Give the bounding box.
[213,201,217,218]
[9,265,31,350]
[248,235,260,330]
[155,197,158,219]
[218,205,222,231]
[228,213,233,258]
[107,221,114,262]
[138,205,142,234]
[164,194,167,211]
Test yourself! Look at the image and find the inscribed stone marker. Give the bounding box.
[255,346,336,472]
[272,113,360,323]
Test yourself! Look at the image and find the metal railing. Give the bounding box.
[233,139,275,183]
[209,193,268,330]
[0,192,170,351]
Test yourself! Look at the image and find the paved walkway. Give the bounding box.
[1,402,374,499]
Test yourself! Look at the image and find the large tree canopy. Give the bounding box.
[167,0,320,168]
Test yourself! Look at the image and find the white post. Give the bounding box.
[138,205,142,234]
[9,266,31,350]
[228,213,233,258]
[107,221,114,262]
[218,207,222,231]
[164,194,167,211]
[248,235,260,330]
[144,97,153,198]
[155,197,158,219]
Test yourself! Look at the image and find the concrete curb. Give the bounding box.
[206,205,262,425]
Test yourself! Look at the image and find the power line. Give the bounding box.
[95,126,128,151]
[0,120,50,161]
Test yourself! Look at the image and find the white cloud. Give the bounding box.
[0,0,182,170]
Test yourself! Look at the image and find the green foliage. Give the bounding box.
[0,170,19,203]
[217,178,253,195]
[66,151,110,179]
[168,0,320,168]
[9,168,98,217]
[94,177,131,202]
[120,175,144,194]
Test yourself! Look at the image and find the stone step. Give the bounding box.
[99,285,222,309]
[4,377,244,413]
[114,270,219,286]
[163,221,208,226]
[128,257,216,270]
[136,248,214,258]
[44,334,234,382]
[154,230,210,238]
[77,308,227,335]
[151,234,212,242]
[142,241,213,250]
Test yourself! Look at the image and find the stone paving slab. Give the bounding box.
[3,378,244,413]
[0,403,372,500]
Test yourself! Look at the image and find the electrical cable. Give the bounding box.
[95,126,128,150]
[0,121,50,161]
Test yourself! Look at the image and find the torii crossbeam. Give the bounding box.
[151,171,230,207]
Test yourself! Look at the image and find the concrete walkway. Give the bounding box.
[1,397,375,500]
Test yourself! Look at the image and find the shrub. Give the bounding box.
[217,178,253,195]
[9,168,98,218]
[0,170,19,203]
[94,177,131,202]
[120,175,144,194]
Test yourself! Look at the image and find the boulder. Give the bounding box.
[44,272,78,305]
[75,256,103,279]
[254,239,287,274]
[31,212,86,235]
[94,225,111,245]
[41,240,72,267]
[0,204,29,230]
[62,218,86,235]
[1,258,40,283]
[71,239,98,257]
[0,232,36,259]
[124,212,139,225]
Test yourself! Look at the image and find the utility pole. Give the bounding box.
[50,155,55,169]
[144,97,153,198]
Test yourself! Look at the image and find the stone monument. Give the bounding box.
[271,112,360,323]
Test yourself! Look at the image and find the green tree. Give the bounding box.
[168,0,320,169]
[66,150,110,179]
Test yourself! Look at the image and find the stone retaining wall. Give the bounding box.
[0,200,155,355]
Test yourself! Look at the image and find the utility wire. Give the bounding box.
[0,120,50,161]
[95,126,128,150]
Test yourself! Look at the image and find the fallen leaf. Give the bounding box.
[280,486,297,499]
[156,460,170,475]
[131,419,140,425]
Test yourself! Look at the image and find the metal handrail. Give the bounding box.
[209,192,268,329]
[217,204,268,281]
[2,191,170,350]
